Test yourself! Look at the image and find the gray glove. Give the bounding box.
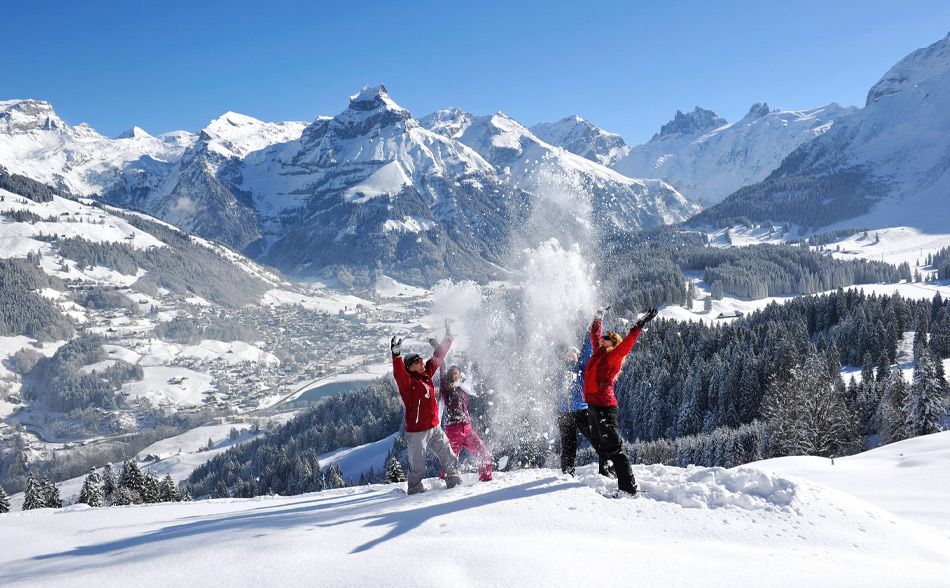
[595,305,611,321]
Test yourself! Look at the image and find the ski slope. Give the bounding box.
[749,431,950,535]
[2,439,950,587]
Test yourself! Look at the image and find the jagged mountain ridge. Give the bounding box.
[530,115,630,166]
[609,102,856,206]
[0,87,698,286]
[691,32,950,231]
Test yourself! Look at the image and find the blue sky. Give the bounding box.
[4,1,949,143]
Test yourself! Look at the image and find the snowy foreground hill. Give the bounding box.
[2,433,949,587]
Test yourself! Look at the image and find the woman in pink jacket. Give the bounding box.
[434,354,493,482]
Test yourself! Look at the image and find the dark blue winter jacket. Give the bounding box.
[558,336,593,414]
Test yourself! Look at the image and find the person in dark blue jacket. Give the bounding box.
[557,336,609,476]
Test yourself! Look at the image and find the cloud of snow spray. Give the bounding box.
[431,159,601,468]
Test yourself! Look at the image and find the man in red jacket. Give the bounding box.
[584,307,658,496]
[391,320,461,495]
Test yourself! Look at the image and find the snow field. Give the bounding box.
[750,431,950,534]
[123,366,214,407]
[1,462,948,587]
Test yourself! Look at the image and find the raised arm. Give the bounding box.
[391,336,410,392]
[426,335,453,378]
[615,308,658,359]
[579,332,594,365]
[614,327,641,359]
[590,316,603,347]
[426,319,454,378]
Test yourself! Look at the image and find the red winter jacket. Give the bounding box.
[393,336,452,432]
[583,319,641,407]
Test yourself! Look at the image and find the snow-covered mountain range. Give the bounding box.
[610,103,855,205]
[422,108,697,235]
[533,103,855,206]
[0,88,696,286]
[530,115,630,166]
[693,33,950,231]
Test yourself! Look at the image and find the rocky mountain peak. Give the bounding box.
[743,102,771,120]
[652,106,727,140]
[0,99,66,133]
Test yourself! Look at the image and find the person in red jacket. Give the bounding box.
[584,306,658,496]
[391,320,461,495]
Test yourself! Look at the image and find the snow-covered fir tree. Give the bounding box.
[763,354,855,457]
[22,473,45,510]
[326,463,345,489]
[905,350,947,436]
[386,455,405,483]
[142,470,161,503]
[111,487,136,506]
[120,459,145,503]
[41,476,62,509]
[78,467,104,507]
[212,480,230,498]
[159,475,182,502]
[101,462,119,504]
[0,485,9,514]
[878,367,909,445]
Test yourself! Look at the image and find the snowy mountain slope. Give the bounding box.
[530,115,630,166]
[694,33,950,231]
[0,176,395,483]
[2,458,949,587]
[0,99,195,196]
[425,109,699,234]
[748,431,950,534]
[317,432,399,484]
[101,112,307,251]
[240,85,527,284]
[611,103,855,205]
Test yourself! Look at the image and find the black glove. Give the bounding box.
[635,308,658,329]
[428,337,439,349]
[390,336,403,357]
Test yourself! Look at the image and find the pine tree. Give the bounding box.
[111,487,135,506]
[41,477,62,509]
[763,354,855,457]
[159,475,182,502]
[120,459,145,503]
[212,480,230,498]
[913,306,930,364]
[101,462,119,504]
[0,485,10,514]
[878,368,909,445]
[326,464,345,489]
[78,467,104,507]
[905,350,946,436]
[22,473,45,510]
[142,470,161,503]
[385,456,405,483]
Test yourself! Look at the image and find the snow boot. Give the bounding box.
[445,474,462,489]
[407,483,426,496]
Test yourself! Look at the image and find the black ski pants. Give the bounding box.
[557,409,608,476]
[587,404,637,494]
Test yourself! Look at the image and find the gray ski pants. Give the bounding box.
[406,426,460,494]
